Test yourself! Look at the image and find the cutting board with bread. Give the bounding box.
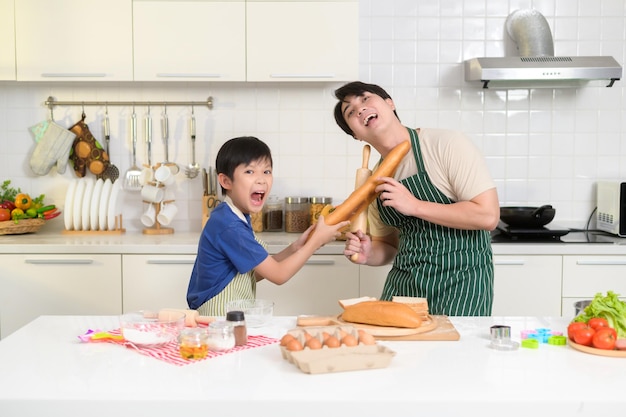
[297,296,460,341]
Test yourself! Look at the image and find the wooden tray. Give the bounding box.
[296,314,460,341]
[569,340,626,358]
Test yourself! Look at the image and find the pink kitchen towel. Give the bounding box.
[80,328,279,366]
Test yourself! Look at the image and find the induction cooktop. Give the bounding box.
[491,221,621,244]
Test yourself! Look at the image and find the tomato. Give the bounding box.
[592,327,616,350]
[568,322,588,340]
[0,208,10,222]
[573,326,596,346]
[588,317,609,330]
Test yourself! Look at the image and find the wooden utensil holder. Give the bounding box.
[201,194,220,229]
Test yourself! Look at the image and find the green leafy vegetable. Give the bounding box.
[573,291,626,338]
[0,180,21,203]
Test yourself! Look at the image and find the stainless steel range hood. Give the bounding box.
[464,9,623,88]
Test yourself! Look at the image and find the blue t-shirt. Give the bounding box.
[187,202,268,309]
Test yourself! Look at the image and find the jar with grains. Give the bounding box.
[263,195,283,232]
[284,196,310,233]
[309,196,332,225]
[250,211,263,232]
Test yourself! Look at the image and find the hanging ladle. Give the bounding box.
[185,106,200,179]
[98,104,120,182]
[160,105,180,174]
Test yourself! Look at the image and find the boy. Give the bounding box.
[187,136,349,315]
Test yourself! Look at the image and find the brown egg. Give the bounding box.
[324,335,341,348]
[305,337,322,350]
[338,329,349,339]
[285,339,304,351]
[358,329,376,345]
[321,331,331,342]
[342,334,359,347]
[280,333,296,346]
[302,331,313,341]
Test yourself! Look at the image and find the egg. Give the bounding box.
[302,331,313,341]
[285,338,304,351]
[305,337,322,350]
[324,335,341,348]
[358,329,376,345]
[280,333,296,346]
[321,331,331,342]
[341,334,359,347]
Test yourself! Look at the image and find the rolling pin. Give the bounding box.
[350,144,371,234]
[159,309,215,327]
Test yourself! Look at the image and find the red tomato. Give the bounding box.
[588,317,609,330]
[592,327,616,350]
[0,208,10,222]
[568,322,588,341]
[573,327,596,346]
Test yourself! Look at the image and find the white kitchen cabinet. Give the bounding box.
[256,255,359,316]
[359,264,392,298]
[562,255,626,315]
[0,0,15,80]
[133,0,246,81]
[0,254,122,339]
[14,0,133,81]
[492,255,562,316]
[246,0,358,82]
[122,254,196,312]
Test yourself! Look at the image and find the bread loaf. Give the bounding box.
[392,296,429,320]
[341,300,422,329]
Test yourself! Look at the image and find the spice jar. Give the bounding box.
[178,328,210,360]
[309,196,332,225]
[250,211,263,232]
[284,196,310,233]
[263,195,283,232]
[226,310,248,346]
[206,321,235,352]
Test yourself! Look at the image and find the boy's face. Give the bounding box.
[340,92,396,141]
[220,157,273,214]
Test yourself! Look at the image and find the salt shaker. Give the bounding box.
[226,310,248,346]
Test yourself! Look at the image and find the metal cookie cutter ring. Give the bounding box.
[489,325,520,351]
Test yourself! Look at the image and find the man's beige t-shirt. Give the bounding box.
[368,127,495,237]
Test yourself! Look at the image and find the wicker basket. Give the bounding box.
[0,218,46,235]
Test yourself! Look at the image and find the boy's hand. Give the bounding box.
[310,215,349,246]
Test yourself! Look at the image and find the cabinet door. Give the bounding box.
[0,0,15,80]
[492,255,562,316]
[256,255,359,316]
[15,0,133,81]
[122,254,196,312]
[133,0,246,81]
[562,255,626,298]
[359,264,392,298]
[246,0,358,82]
[0,254,122,339]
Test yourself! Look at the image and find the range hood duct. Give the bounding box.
[464,9,622,88]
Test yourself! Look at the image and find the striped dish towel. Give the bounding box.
[81,328,279,366]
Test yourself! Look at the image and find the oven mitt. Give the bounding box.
[68,118,110,178]
[29,120,77,176]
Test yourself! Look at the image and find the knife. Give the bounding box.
[202,168,208,196]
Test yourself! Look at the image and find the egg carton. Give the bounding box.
[280,325,396,374]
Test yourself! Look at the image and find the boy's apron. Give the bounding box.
[378,127,493,316]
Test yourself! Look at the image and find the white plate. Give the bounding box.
[72,178,87,231]
[99,179,113,231]
[107,179,122,231]
[81,177,95,231]
[63,179,78,230]
[90,179,104,231]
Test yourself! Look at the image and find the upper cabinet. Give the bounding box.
[133,0,246,81]
[246,0,358,82]
[15,0,133,81]
[0,0,16,80]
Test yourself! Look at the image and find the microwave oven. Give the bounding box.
[596,181,626,236]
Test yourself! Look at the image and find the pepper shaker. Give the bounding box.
[226,310,248,346]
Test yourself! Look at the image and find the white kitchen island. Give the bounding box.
[0,315,624,417]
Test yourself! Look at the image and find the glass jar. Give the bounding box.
[226,310,248,346]
[263,195,283,232]
[284,197,310,233]
[206,321,235,352]
[250,211,263,232]
[178,328,210,360]
[309,196,332,225]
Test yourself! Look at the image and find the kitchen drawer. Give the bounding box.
[562,255,626,297]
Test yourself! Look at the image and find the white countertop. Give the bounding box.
[0,315,624,417]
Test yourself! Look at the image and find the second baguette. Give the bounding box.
[341,300,423,329]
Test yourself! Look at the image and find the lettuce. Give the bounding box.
[573,291,626,338]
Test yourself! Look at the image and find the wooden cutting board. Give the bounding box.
[296,315,460,341]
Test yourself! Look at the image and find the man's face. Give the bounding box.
[340,92,396,140]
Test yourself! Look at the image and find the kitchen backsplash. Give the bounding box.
[1,0,625,233]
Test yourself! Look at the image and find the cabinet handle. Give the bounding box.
[41,73,107,78]
[269,73,335,79]
[146,260,195,265]
[156,73,222,78]
[493,260,526,266]
[24,259,94,265]
[304,259,336,266]
[576,260,626,266]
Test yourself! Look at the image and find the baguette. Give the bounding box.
[338,296,377,309]
[341,300,422,329]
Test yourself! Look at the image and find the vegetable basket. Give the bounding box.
[0,218,45,235]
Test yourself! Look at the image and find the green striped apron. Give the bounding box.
[378,128,493,316]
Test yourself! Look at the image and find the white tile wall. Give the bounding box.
[1,0,625,233]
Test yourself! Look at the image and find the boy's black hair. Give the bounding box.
[333,81,400,137]
[216,136,273,194]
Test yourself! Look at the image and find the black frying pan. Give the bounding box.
[499,205,555,228]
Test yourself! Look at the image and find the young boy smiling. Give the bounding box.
[187,136,349,315]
